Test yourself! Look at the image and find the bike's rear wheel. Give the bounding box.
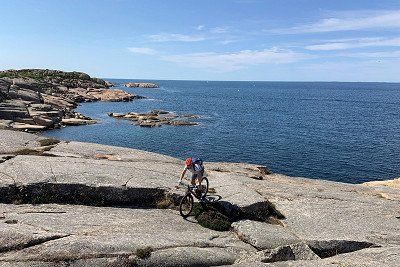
[179,193,194,218]
[201,177,209,196]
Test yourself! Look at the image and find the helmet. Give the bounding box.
[185,157,192,166]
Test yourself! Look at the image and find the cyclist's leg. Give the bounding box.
[197,171,204,189]
[190,173,197,186]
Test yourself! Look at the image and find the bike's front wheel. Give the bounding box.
[179,193,194,218]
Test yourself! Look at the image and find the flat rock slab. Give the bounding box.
[232,220,301,250]
[49,141,181,164]
[0,129,43,153]
[243,173,400,247]
[0,154,179,188]
[230,246,400,267]
[0,204,254,265]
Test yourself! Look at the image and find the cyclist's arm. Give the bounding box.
[180,166,188,180]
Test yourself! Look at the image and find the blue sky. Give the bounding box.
[1,0,400,81]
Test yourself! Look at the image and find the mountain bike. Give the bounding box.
[178,177,209,218]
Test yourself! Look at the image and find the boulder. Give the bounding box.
[137,121,161,127]
[124,82,158,88]
[7,86,41,103]
[42,94,76,109]
[28,109,63,118]
[150,109,169,115]
[105,81,114,87]
[29,104,54,111]
[32,116,55,127]
[107,112,125,118]
[61,118,96,126]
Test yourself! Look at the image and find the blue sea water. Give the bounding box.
[42,80,400,184]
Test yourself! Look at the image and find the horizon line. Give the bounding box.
[102,77,400,84]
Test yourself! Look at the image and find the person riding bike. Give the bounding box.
[179,157,204,189]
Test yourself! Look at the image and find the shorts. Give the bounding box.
[191,171,204,181]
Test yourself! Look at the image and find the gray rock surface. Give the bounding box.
[0,129,399,266]
[0,129,44,153]
[0,204,253,265]
[229,246,400,267]
[236,242,320,263]
[232,220,301,250]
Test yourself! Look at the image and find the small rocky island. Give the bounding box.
[108,109,199,127]
[124,82,159,88]
[0,69,142,131]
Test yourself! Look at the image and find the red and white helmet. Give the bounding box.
[185,157,192,166]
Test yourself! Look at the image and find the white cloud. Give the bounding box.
[273,10,400,34]
[161,48,307,72]
[127,47,157,55]
[306,37,400,50]
[210,27,228,34]
[196,25,205,30]
[147,33,206,42]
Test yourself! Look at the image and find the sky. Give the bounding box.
[0,0,400,81]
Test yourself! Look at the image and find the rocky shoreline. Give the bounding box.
[0,129,398,266]
[0,69,144,131]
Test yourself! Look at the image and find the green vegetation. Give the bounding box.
[38,138,60,147]
[0,69,106,89]
[11,148,42,155]
[136,246,153,259]
[188,199,285,232]
[11,145,55,156]
[0,69,92,80]
[191,202,232,231]
[155,196,174,209]
[196,209,231,231]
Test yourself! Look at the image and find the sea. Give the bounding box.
[42,80,400,184]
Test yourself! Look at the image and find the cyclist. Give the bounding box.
[178,157,204,189]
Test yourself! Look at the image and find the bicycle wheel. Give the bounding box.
[201,177,209,196]
[179,193,194,218]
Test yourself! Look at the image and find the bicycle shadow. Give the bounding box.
[202,194,222,203]
[184,192,284,224]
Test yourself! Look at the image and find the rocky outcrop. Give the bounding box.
[0,69,107,89]
[108,109,199,127]
[124,82,159,88]
[0,69,143,131]
[67,88,141,102]
[0,129,399,266]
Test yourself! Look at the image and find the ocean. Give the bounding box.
[42,80,400,184]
